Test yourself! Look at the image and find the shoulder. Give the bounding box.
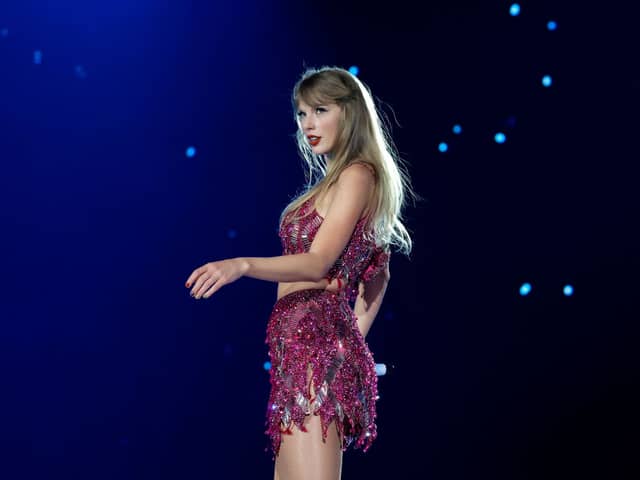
[337,161,376,188]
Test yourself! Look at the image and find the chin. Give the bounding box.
[311,147,330,156]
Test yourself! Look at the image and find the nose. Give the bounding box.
[301,115,315,132]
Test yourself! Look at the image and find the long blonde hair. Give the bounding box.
[279,66,417,256]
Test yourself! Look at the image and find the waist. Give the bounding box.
[273,287,348,310]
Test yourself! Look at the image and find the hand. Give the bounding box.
[324,276,345,293]
[185,258,248,299]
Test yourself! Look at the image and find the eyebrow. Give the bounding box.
[297,103,327,111]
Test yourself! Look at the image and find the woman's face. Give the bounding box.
[296,99,342,156]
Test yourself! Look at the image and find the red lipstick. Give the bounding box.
[308,136,321,147]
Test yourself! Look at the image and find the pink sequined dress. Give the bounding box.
[265,195,390,457]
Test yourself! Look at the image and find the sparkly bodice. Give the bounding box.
[279,197,390,302]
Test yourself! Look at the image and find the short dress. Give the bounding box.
[265,196,390,457]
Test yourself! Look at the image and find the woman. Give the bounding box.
[185,66,415,479]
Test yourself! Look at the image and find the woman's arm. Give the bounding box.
[186,163,375,299]
[243,163,375,282]
[239,252,328,283]
[353,265,390,338]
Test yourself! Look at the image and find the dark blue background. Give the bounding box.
[1,1,638,478]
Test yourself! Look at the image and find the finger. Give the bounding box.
[191,273,211,297]
[186,266,204,288]
[202,278,225,299]
[193,275,215,299]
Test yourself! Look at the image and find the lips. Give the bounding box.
[307,136,321,147]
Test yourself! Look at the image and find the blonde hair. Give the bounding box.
[279,66,418,256]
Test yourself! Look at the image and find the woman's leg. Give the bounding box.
[274,415,343,480]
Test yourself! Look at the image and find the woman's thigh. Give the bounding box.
[274,415,343,480]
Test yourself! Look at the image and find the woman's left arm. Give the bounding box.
[353,263,390,337]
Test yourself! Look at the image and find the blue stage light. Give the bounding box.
[185,146,196,158]
[1,28,8,38]
[563,285,574,296]
[542,75,553,87]
[227,228,237,239]
[33,50,42,65]
[452,124,462,135]
[263,361,272,371]
[519,282,532,296]
[74,65,87,79]
[494,132,506,144]
[375,363,387,376]
[547,20,558,31]
[510,4,521,16]
[438,142,448,153]
[348,65,359,76]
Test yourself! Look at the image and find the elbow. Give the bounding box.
[308,253,331,282]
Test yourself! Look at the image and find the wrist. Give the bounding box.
[236,257,250,276]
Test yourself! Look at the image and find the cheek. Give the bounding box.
[329,117,341,137]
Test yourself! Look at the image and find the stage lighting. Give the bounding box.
[509,4,521,16]
[348,65,359,76]
[227,229,237,239]
[1,28,8,38]
[519,282,532,296]
[375,363,387,376]
[185,146,197,158]
[33,50,42,65]
[542,75,553,87]
[438,142,448,153]
[263,361,272,371]
[494,132,506,144]
[547,21,558,31]
[452,124,462,135]
[74,65,87,79]
[563,285,574,296]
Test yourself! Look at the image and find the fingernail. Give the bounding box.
[186,282,190,288]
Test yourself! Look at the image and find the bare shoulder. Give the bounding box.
[333,162,376,219]
[338,161,376,188]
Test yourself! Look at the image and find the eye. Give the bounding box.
[296,111,306,118]
[315,107,327,114]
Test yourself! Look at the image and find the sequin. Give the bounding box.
[264,196,390,457]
